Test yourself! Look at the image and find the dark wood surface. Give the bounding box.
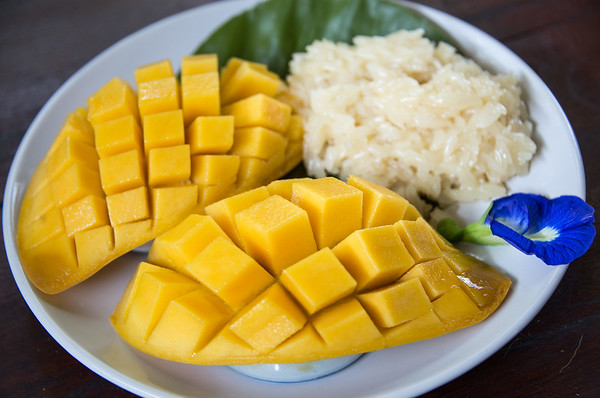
[1,0,598,396]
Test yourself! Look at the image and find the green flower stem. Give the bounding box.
[462,222,505,245]
[436,204,505,246]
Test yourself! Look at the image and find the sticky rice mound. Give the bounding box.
[284,29,536,212]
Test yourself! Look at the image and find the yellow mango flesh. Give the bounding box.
[348,175,409,228]
[110,176,511,365]
[16,56,302,294]
[222,93,291,133]
[138,76,180,117]
[186,115,234,155]
[220,58,282,105]
[134,59,174,85]
[292,177,363,249]
[181,72,220,125]
[235,195,317,276]
[181,54,218,77]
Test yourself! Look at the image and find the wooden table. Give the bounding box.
[1,0,598,396]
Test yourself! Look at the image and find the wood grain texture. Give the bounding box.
[1,0,598,396]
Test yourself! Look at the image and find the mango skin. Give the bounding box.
[16,56,301,294]
[110,176,511,365]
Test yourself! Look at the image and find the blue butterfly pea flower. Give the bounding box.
[437,193,595,266]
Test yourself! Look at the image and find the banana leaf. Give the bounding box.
[193,0,454,77]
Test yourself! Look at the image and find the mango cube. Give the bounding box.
[358,277,432,328]
[106,186,150,226]
[98,149,145,195]
[146,288,232,357]
[87,77,139,126]
[185,237,274,311]
[61,195,109,236]
[147,214,230,273]
[138,76,180,117]
[142,110,185,155]
[151,185,198,230]
[231,126,287,160]
[186,115,234,154]
[134,59,174,85]
[280,248,356,314]
[204,186,270,248]
[181,72,220,125]
[222,94,291,133]
[221,60,282,105]
[94,115,142,158]
[395,218,443,262]
[220,57,273,87]
[333,225,414,292]
[191,155,239,186]
[235,195,317,275]
[228,284,306,353]
[147,145,191,186]
[312,298,383,351]
[348,175,409,228]
[181,54,218,76]
[292,177,363,248]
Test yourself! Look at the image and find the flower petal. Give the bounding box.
[485,194,595,265]
[484,193,543,234]
[529,195,595,234]
[530,224,596,265]
[488,218,534,253]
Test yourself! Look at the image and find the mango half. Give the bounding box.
[110,176,511,365]
[17,55,303,294]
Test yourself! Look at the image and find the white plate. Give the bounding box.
[2,0,585,397]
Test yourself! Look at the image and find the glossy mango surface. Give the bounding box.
[17,56,303,294]
[110,176,511,365]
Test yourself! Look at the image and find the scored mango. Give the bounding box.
[17,55,303,294]
[110,176,511,365]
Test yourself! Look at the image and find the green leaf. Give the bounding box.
[193,0,454,77]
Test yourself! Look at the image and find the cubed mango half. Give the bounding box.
[16,55,303,294]
[110,177,511,365]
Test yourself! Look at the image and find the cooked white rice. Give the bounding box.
[283,29,536,213]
